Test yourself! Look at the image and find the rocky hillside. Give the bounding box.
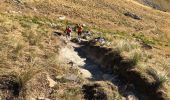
[0,0,170,100]
[136,0,170,12]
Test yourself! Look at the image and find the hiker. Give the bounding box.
[65,26,72,40]
[77,24,83,42]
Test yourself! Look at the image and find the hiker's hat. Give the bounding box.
[82,24,86,27]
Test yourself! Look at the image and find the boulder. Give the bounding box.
[124,12,142,20]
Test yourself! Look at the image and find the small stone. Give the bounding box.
[79,68,92,79]
[47,75,57,88]
[56,75,63,79]
[64,74,78,81]
[33,8,37,12]
[126,95,138,100]
[59,16,66,20]
[30,98,36,100]
[37,97,51,100]
[37,96,45,100]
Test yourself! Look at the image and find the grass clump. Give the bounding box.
[22,30,42,46]
[157,75,167,85]
[112,39,139,52]
[116,40,135,52]
[130,50,142,66]
[147,68,167,86]
[18,68,42,87]
[13,42,24,54]
[133,34,156,45]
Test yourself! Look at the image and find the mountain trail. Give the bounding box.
[57,37,149,100]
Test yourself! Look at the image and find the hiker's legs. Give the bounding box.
[77,32,82,42]
[66,32,71,40]
[68,33,71,40]
[78,35,81,42]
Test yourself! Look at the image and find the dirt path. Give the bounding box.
[58,38,150,100]
[59,41,105,80]
[73,43,146,100]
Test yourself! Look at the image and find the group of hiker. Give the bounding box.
[64,24,108,45]
[65,24,84,42]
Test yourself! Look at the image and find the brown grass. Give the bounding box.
[0,0,170,99]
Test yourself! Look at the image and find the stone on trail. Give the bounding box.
[79,68,92,79]
[46,74,57,88]
[64,74,78,81]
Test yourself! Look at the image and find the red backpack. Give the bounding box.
[78,26,83,33]
[67,27,72,33]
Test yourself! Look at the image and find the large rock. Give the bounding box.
[124,12,142,20]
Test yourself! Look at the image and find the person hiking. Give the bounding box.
[65,26,72,40]
[77,24,83,42]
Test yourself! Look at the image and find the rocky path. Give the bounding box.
[57,39,149,100]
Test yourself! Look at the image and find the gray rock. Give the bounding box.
[124,12,141,20]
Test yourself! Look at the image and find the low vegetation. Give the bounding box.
[136,0,170,12]
[0,0,170,99]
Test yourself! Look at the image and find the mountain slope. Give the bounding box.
[2,0,170,39]
[136,0,170,12]
[0,0,170,99]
